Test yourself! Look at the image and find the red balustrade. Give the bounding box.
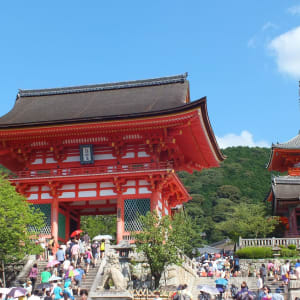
[9,161,174,180]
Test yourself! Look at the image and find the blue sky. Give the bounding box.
[0,1,300,148]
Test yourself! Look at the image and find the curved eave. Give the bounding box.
[0,97,205,130]
[172,172,191,202]
[267,146,300,172]
[197,98,225,163]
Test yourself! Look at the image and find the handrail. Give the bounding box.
[238,237,300,248]
[9,161,174,180]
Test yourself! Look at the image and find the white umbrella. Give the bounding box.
[0,288,10,295]
[48,275,62,282]
[197,285,220,295]
[93,234,113,241]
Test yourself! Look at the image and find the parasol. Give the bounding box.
[70,229,83,237]
[48,275,62,282]
[92,234,113,241]
[47,260,60,268]
[7,287,28,298]
[197,285,220,295]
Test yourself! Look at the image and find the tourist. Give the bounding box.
[260,264,267,284]
[85,247,93,274]
[56,245,65,276]
[71,241,80,267]
[47,236,55,257]
[181,284,192,300]
[261,286,271,300]
[53,282,64,300]
[233,256,240,275]
[63,258,71,277]
[80,290,88,300]
[91,241,99,266]
[295,259,300,279]
[25,280,33,295]
[74,266,85,295]
[83,232,90,245]
[41,267,52,283]
[63,281,74,300]
[44,291,52,300]
[267,260,274,277]
[39,237,47,260]
[280,260,290,285]
[29,263,38,290]
[100,239,105,258]
[236,282,255,300]
[257,273,263,296]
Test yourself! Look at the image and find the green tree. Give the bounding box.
[81,215,116,240]
[133,211,195,288]
[0,176,45,264]
[216,203,279,242]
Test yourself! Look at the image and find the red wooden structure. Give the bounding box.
[0,74,223,244]
[267,133,300,236]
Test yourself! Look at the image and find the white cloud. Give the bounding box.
[268,26,300,77]
[287,5,300,15]
[216,131,270,149]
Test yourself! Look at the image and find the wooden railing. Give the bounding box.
[9,161,174,180]
[238,237,300,249]
[288,167,300,176]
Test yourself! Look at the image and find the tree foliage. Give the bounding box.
[81,215,116,240]
[216,203,279,242]
[182,147,276,243]
[133,211,196,288]
[0,176,45,263]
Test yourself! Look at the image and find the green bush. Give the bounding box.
[288,244,297,250]
[280,247,298,257]
[236,247,273,259]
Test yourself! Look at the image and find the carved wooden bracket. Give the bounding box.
[15,183,29,197]
[47,181,63,198]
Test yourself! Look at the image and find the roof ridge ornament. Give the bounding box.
[18,73,188,98]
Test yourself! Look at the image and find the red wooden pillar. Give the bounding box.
[151,190,160,213]
[51,197,59,252]
[65,210,70,241]
[116,194,124,244]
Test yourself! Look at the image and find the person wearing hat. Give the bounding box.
[25,280,33,295]
[63,281,74,300]
[56,245,65,276]
[53,282,63,300]
[84,247,93,274]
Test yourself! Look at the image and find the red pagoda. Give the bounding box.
[267,133,300,236]
[0,73,223,244]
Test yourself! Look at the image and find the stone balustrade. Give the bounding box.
[238,237,300,249]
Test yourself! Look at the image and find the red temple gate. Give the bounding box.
[0,74,223,244]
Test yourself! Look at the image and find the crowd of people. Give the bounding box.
[2,233,107,300]
[195,253,300,300]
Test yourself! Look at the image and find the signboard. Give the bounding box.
[80,145,94,165]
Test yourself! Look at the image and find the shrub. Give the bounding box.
[288,244,297,250]
[236,247,273,259]
[280,247,298,257]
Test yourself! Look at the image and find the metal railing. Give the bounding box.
[9,161,174,180]
[238,237,300,249]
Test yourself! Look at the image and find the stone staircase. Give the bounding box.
[191,276,288,299]
[16,258,102,297]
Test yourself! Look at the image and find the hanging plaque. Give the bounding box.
[80,145,94,165]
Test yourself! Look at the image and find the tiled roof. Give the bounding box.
[272,132,300,149]
[0,73,190,128]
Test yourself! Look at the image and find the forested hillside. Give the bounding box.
[181,146,275,243]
